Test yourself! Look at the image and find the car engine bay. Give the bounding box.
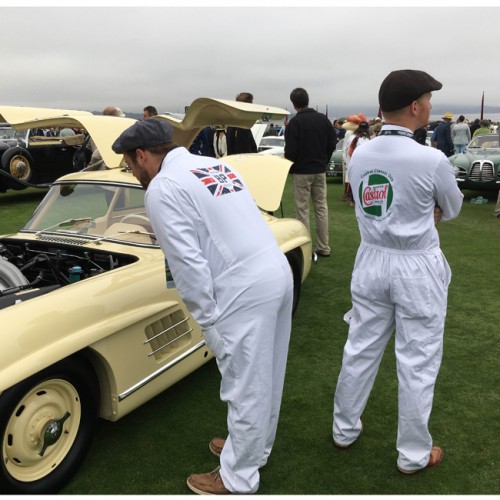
[0,238,137,310]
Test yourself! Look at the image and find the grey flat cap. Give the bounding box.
[112,119,174,154]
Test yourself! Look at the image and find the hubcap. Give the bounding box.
[9,156,30,180]
[2,379,81,482]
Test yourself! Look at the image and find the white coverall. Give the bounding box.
[145,147,293,493]
[333,125,463,472]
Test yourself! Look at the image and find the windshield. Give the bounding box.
[0,127,18,140]
[468,135,500,149]
[260,137,284,147]
[23,182,158,246]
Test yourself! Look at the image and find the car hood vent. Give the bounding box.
[36,234,91,245]
[144,310,193,360]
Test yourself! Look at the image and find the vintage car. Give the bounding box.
[257,135,285,157]
[0,99,312,494]
[0,107,93,193]
[327,138,344,178]
[450,133,500,191]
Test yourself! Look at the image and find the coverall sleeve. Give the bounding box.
[146,179,220,330]
[433,158,464,221]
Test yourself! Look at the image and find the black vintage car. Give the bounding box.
[0,107,93,193]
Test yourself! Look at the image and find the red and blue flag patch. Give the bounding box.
[190,164,245,197]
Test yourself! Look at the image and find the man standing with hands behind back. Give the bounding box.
[285,88,336,258]
[332,70,463,474]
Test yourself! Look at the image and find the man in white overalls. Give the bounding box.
[112,119,293,494]
[332,70,463,474]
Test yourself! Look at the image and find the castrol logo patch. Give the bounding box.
[358,171,393,218]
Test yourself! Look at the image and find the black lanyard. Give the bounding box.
[378,129,414,139]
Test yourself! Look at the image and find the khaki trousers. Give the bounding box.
[292,173,330,254]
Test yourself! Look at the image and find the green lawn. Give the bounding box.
[1,179,499,494]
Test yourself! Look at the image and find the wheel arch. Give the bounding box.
[285,247,304,316]
[0,355,101,494]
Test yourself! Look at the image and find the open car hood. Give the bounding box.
[2,99,291,211]
[0,105,93,124]
[154,97,288,148]
[222,154,291,212]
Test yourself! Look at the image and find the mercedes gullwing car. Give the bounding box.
[0,106,94,193]
[450,133,500,191]
[0,98,312,494]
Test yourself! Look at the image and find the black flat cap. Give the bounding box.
[378,69,442,112]
[112,119,174,154]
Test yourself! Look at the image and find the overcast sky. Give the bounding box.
[1,3,500,120]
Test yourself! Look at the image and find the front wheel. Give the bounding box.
[0,357,99,494]
[1,147,34,183]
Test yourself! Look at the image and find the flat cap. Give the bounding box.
[378,69,442,112]
[112,119,174,154]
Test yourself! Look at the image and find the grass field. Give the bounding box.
[1,179,499,494]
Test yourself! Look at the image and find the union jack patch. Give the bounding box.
[190,164,245,197]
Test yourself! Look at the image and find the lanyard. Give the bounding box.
[378,129,414,139]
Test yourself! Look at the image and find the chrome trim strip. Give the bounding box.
[118,340,207,401]
[147,329,194,357]
[144,317,190,344]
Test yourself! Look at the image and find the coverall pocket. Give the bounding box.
[203,325,229,360]
[433,253,452,289]
[393,276,431,318]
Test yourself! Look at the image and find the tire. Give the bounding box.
[1,147,34,183]
[0,357,99,494]
[286,249,303,317]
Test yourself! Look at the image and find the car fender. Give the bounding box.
[0,168,50,190]
[0,258,181,393]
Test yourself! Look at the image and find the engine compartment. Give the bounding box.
[0,238,137,310]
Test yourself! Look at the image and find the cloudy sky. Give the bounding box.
[1,2,499,120]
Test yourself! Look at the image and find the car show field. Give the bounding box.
[1,178,498,495]
[0,103,499,494]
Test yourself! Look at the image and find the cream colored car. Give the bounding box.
[0,99,312,494]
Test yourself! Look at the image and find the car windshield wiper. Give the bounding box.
[35,217,96,235]
[92,229,157,246]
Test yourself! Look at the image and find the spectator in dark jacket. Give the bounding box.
[413,127,428,145]
[431,112,454,156]
[226,92,258,154]
[285,87,336,257]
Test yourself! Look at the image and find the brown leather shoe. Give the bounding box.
[209,437,225,457]
[333,421,364,450]
[187,466,231,495]
[397,446,444,475]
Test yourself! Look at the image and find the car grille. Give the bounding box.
[470,160,495,183]
[144,310,193,360]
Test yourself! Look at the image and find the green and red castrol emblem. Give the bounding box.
[358,170,394,218]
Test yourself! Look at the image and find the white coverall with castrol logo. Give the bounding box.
[333,125,463,472]
[145,147,293,493]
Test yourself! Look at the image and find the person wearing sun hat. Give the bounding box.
[341,113,368,199]
[332,69,463,475]
[431,111,455,156]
